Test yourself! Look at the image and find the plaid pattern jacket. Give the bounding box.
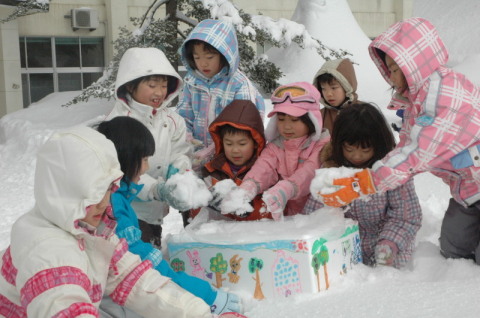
[304,144,422,268]
[369,17,480,206]
[177,19,265,147]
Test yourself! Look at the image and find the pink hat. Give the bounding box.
[268,82,321,118]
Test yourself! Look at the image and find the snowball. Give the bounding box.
[165,170,213,209]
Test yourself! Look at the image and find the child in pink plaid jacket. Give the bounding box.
[313,17,480,265]
[305,103,422,268]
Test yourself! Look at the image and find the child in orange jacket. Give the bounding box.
[188,99,270,222]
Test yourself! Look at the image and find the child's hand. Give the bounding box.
[261,181,294,221]
[314,169,376,207]
[211,290,242,315]
[158,183,193,211]
[375,242,397,266]
[192,143,216,174]
[209,179,238,212]
[220,180,257,216]
[158,171,212,210]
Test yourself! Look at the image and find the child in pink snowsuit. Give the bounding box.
[220,82,330,220]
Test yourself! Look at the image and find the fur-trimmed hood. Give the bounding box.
[313,58,358,108]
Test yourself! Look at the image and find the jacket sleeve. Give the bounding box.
[372,73,480,192]
[378,178,422,252]
[232,73,265,119]
[168,113,193,173]
[106,236,212,318]
[242,144,280,193]
[176,83,194,136]
[281,141,326,200]
[111,197,217,308]
[112,192,164,268]
[13,240,101,317]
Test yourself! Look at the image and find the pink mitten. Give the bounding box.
[192,143,216,174]
[262,181,295,221]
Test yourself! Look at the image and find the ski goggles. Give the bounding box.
[271,85,317,105]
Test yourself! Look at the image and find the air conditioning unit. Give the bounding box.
[71,8,99,31]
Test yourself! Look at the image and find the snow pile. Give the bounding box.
[171,207,347,245]
[165,170,213,209]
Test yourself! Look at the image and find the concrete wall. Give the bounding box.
[0,6,22,117]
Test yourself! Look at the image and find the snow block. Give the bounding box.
[166,208,361,299]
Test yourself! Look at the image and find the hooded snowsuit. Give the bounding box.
[106,47,192,226]
[369,17,480,263]
[369,18,480,206]
[242,82,330,217]
[0,126,211,318]
[201,99,270,221]
[177,19,265,148]
[312,58,358,133]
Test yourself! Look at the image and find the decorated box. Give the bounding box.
[166,208,361,300]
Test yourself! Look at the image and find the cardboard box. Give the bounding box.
[166,209,361,299]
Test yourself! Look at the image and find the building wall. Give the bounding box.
[0,0,412,117]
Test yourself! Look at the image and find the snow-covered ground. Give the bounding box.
[1,0,480,317]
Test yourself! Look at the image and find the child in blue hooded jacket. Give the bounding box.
[177,19,265,173]
[97,116,242,317]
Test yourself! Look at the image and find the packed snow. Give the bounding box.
[1,0,480,317]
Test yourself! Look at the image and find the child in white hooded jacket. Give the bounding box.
[105,47,195,247]
[0,126,212,318]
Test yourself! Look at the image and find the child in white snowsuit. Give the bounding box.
[106,47,194,247]
[0,126,212,318]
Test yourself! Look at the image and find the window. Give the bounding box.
[19,37,104,107]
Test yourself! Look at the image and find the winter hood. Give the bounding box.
[115,47,183,108]
[266,82,324,142]
[209,100,265,157]
[313,58,358,107]
[34,126,123,236]
[180,19,240,75]
[369,17,448,98]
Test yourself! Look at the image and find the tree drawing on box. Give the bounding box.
[249,257,265,300]
[210,253,228,288]
[228,254,243,284]
[170,258,185,272]
[311,238,330,291]
[272,250,302,298]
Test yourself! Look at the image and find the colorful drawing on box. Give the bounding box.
[187,250,206,279]
[249,257,265,300]
[170,258,185,272]
[228,254,243,284]
[341,239,352,272]
[210,253,228,288]
[351,233,362,265]
[291,239,309,253]
[311,238,330,291]
[272,250,301,298]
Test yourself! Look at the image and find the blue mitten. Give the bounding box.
[157,182,191,211]
[211,290,242,315]
[166,164,180,179]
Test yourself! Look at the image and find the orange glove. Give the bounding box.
[321,169,376,207]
